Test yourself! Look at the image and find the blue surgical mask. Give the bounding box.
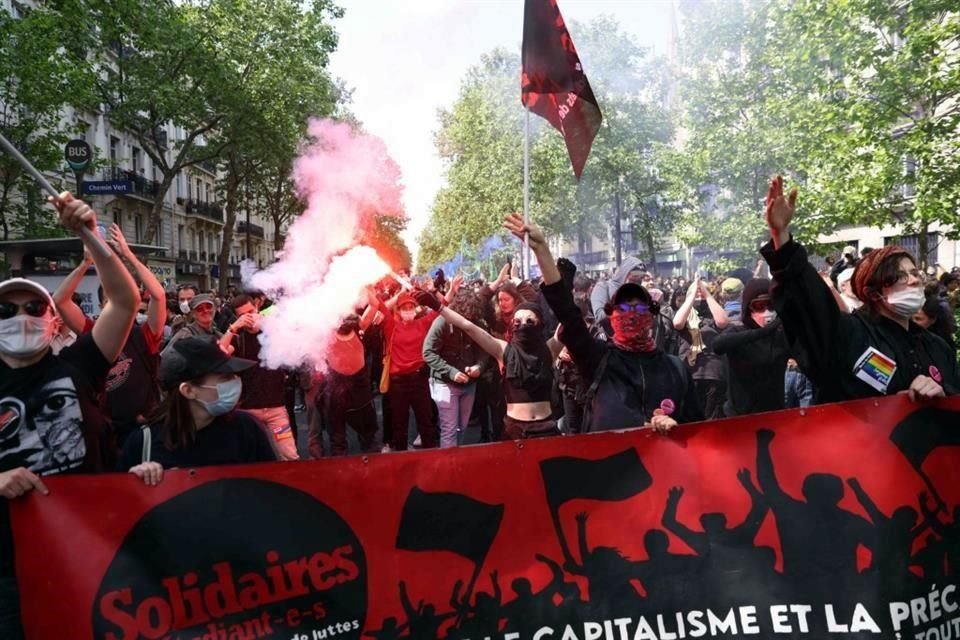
[197,378,242,416]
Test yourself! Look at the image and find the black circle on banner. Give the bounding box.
[92,478,367,640]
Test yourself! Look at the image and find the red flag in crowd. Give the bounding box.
[521,0,603,179]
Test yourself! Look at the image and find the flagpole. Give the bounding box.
[523,106,531,280]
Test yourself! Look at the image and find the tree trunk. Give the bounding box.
[645,230,658,276]
[218,155,240,297]
[917,221,929,270]
[273,214,283,251]
[0,180,12,240]
[142,173,175,246]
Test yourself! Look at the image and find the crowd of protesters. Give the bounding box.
[0,181,959,635]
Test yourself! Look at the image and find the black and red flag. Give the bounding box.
[521,0,603,178]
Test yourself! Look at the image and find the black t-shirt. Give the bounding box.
[117,410,277,471]
[233,331,287,409]
[106,322,162,431]
[0,334,111,577]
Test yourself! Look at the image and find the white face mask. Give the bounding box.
[399,309,416,322]
[197,378,243,416]
[0,315,55,358]
[751,310,778,327]
[886,287,924,317]
[179,301,191,314]
[136,313,147,325]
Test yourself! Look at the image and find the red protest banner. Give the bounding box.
[11,396,960,640]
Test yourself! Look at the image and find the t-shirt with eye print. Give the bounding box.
[0,332,111,578]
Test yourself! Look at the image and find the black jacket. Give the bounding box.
[541,280,702,431]
[714,320,790,416]
[762,238,958,403]
[422,316,491,384]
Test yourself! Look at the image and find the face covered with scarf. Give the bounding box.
[610,298,656,353]
[510,304,546,350]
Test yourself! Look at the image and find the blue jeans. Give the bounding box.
[784,367,815,408]
[429,379,477,448]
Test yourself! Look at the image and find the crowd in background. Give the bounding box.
[0,184,959,636]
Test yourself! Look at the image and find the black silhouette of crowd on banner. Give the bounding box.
[374,406,960,640]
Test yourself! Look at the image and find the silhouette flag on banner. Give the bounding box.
[395,487,504,565]
[889,406,960,507]
[521,0,602,178]
[889,407,960,468]
[539,448,651,511]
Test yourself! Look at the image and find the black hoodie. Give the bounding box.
[713,278,790,416]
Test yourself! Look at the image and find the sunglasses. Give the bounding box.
[0,299,50,320]
[616,303,649,314]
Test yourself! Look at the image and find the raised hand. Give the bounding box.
[108,223,133,258]
[413,288,441,311]
[48,191,96,234]
[765,175,797,249]
[503,213,547,253]
[667,486,684,504]
[736,468,753,488]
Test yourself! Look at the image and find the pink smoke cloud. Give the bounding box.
[249,119,406,370]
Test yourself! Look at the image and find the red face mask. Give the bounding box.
[611,310,656,352]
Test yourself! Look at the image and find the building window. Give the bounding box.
[109,136,119,165]
[156,220,164,246]
[177,224,185,252]
[195,178,201,201]
[132,147,141,173]
[134,215,143,243]
[885,232,939,266]
[113,209,122,226]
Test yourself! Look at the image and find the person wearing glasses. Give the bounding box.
[713,278,791,416]
[0,193,139,639]
[503,213,702,434]
[762,175,957,401]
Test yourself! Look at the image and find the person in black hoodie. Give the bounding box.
[763,175,957,402]
[504,214,702,433]
[714,278,790,416]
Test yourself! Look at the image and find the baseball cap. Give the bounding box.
[189,293,215,311]
[612,282,648,305]
[0,278,57,313]
[160,336,256,390]
[721,278,744,295]
[396,293,416,309]
[842,245,856,257]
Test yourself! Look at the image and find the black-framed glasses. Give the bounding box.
[616,303,649,314]
[0,299,50,320]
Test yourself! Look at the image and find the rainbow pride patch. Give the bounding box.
[853,347,897,393]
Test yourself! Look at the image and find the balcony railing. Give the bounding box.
[185,199,224,222]
[103,167,160,198]
[237,221,265,239]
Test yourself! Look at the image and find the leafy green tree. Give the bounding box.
[0,5,96,239]
[669,0,959,266]
[420,17,677,271]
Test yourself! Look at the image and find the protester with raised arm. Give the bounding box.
[53,224,167,446]
[436,289,563,440]
[504,213,701,434]
[761,175,957,401]
[0,192,138,639]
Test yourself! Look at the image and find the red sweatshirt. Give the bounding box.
[384,310,439,375]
